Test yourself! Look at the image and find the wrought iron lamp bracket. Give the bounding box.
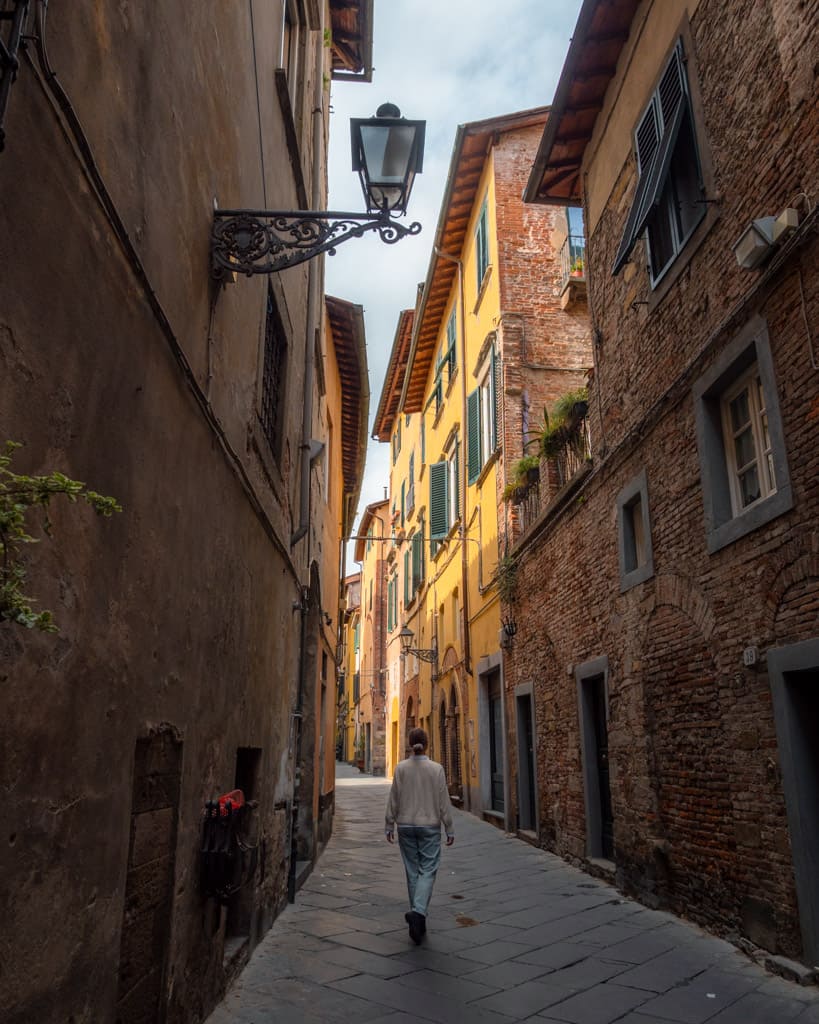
[403,646,438,665]
[211,207,422,280]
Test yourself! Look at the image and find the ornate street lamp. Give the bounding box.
[212,102,425,280]
[399,626,438,669]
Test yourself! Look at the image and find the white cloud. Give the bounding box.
[326,0,583,549]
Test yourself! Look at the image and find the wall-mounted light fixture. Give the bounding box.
[212,103,425,280]
[733,207,800,270]
[399,625,438,681]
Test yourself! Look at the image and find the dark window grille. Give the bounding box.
[260,286,287,459]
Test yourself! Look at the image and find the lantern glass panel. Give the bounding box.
[360,124,417,210]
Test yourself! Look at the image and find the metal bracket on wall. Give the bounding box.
[0,0,30,153]
[211,208,421,280]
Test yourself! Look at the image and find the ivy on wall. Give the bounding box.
[0,441,121,632]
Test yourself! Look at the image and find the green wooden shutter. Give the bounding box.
[491,346,501,451]
[467,388,481,484]
[401,479,406,526]
[453,439,460,520]
[412,532,421,591]
[476,202,489,287]
[429,461,448,539]
[417,514,426,583]
[387,579,393,631]
[447,310,457,375]
[403,549,411,605]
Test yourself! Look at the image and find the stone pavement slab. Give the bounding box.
[532,981,654,1023]
[205,764,819,1024]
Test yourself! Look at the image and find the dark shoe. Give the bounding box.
[406,910,425,945]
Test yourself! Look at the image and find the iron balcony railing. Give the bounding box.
[514,408,591,538]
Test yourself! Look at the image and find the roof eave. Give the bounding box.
[524,0,638,206]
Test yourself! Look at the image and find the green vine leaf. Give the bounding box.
[0,440,122,632]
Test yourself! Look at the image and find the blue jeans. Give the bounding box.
[397,825,442,916]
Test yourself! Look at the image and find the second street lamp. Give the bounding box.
[212,102,425,280]
[399,626,438,681]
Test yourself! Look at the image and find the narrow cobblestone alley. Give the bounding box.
[206,765,819,1024]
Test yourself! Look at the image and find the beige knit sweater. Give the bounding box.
[385,755,454,835]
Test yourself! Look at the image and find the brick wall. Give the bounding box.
[492,126,592,534]
[504,0,818,959]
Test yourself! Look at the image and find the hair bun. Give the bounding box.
[412,743,424,753]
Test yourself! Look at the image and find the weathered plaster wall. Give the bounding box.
[0,3,334,1021]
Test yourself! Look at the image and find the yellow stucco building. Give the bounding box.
[373,109,591,819]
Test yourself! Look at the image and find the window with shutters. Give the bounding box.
[407,452,415,514]
[260,285,288,461]
[467,346,500,484]
[411,529,422,593]
[430,434,460,551]
[403,548,412,606]
[445,310,457,380]
[430,312,458,420]
[392,419,402,464]
[475,200,489,292]
[415,513,426,588]
[388,575,399,633]
[400,479,406,527]
[280,0,307,142]
[612,39,706,286]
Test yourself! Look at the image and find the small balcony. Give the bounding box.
[508,399,592,540]
[558,233,587,309]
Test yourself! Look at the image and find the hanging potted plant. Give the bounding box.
[517,453,541,486]
[502,454,540,502]
[540,388,589,460]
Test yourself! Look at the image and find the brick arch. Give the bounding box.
[648,573,717,643]
[638,600,737,927]
[762,544,819,644]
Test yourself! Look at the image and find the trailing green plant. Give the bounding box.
[0,441,121,632]
[552,386,589,423]
[501,453,540,502]
[494,552,519,605]
[539,387,589,460]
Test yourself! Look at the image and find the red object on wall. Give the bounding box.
[217,789,245,815]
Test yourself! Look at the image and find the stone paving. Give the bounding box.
[206,764,819,1024]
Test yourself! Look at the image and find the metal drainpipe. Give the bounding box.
[288,16,325,902]
[291,19,326,548]
[434,245,472,810]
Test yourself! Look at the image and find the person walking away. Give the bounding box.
[385,727,454,944]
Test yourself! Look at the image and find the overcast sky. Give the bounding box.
[325,0,583,549]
